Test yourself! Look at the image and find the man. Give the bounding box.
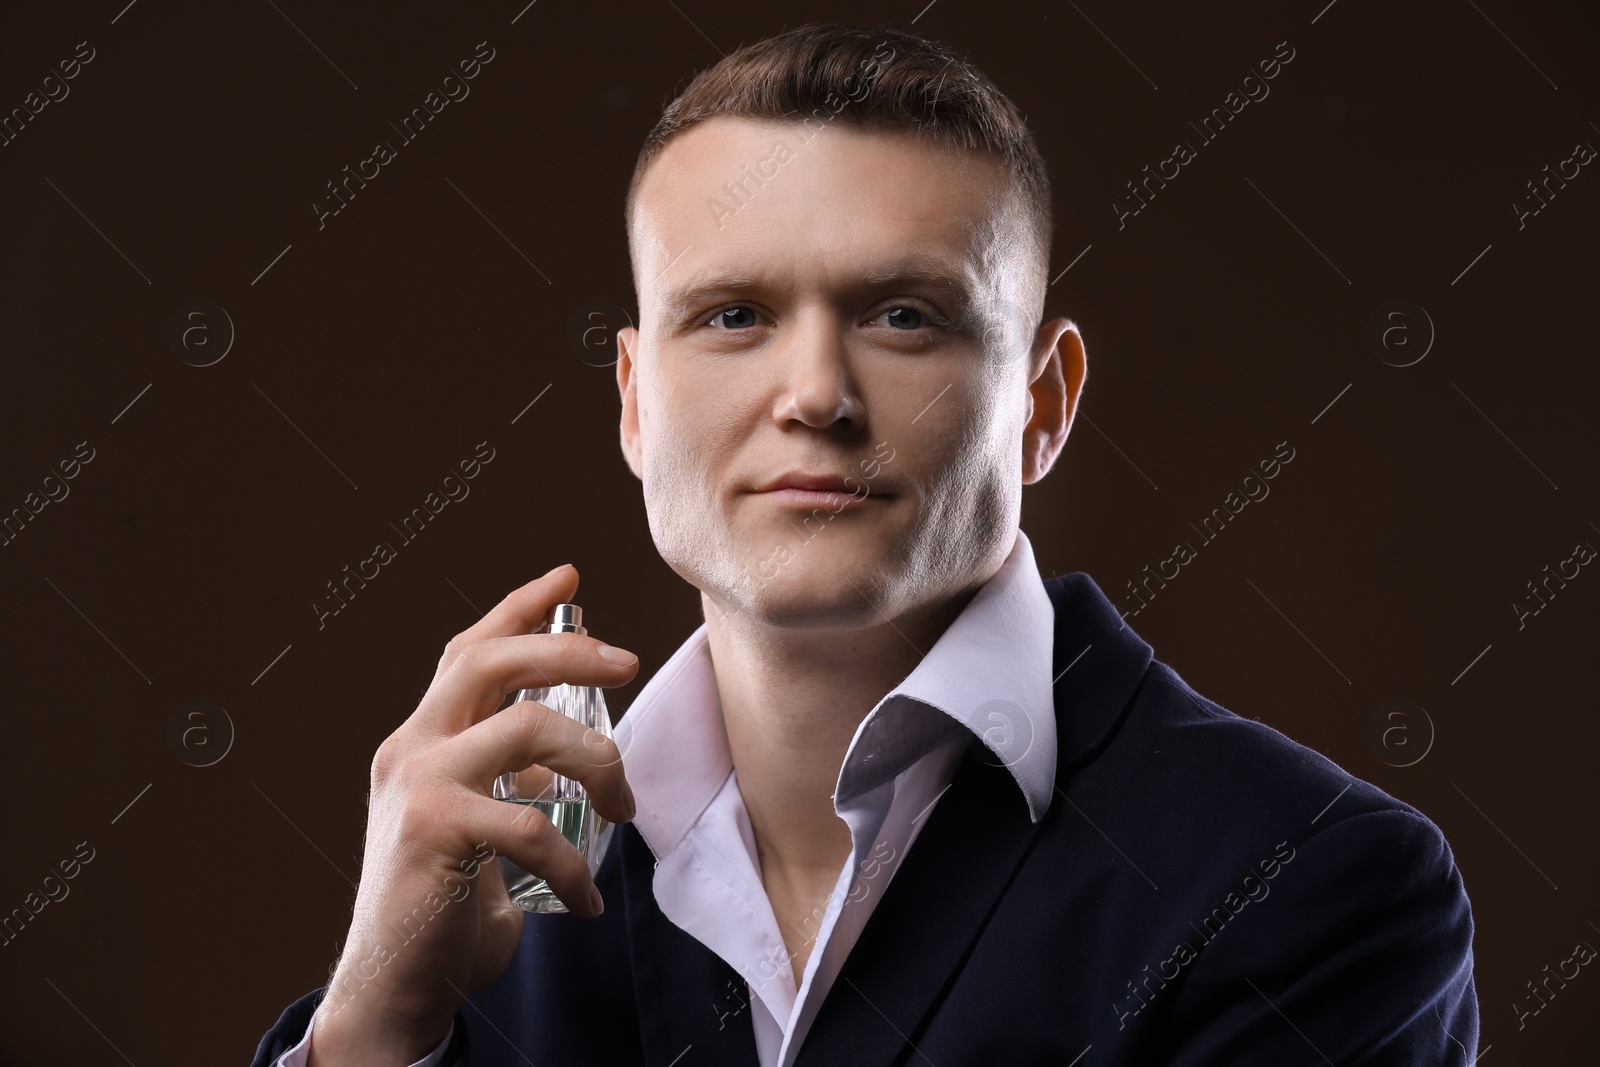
[254,22,1477,1066]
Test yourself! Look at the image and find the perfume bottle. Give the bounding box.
[492,602,616,913]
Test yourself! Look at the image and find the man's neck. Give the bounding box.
[702,583,982,889]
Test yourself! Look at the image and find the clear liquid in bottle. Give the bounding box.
[492,603,616,913]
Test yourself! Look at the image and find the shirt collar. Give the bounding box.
[837,527,1057,822]
[613,527,1059,860]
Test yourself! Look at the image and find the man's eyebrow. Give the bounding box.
[853,262,977,297]
[659,262,977,315]
[659,272,761,316]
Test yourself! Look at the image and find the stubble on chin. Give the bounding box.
[644,470,756,624]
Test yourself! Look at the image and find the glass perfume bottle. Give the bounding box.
[492,602,616,913]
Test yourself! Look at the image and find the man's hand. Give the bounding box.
[307,564,640,1067]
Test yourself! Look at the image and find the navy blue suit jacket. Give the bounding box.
[253,571,1478,1065]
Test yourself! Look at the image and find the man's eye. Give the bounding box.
[706,306,761,330]
[877,306,931,331]
[701,304,949,331]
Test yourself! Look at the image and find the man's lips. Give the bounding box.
[758,487,879,510]
[750,472,891,510]
[755,473,861,493]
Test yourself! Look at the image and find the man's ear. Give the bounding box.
[1022,317,1086,485]
[616,325,644,481]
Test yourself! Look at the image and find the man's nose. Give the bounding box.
[770,313,866,429]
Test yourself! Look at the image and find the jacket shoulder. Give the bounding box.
[1039,658,1478,1061]
[1103,658,1439,834]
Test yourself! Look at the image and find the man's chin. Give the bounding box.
[706,554,896,629]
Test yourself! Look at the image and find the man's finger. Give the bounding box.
[440,698,633,826]
[415,630,638,736]
[431,564,582,686]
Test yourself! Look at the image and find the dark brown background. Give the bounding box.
[1,0,1594,1062]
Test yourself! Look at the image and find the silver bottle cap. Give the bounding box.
[545,603,586,635]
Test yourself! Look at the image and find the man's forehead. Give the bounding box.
[632,118,1013,275]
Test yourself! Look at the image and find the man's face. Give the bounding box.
[617,115,1074,629]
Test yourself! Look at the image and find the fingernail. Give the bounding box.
[623,780,638,819]
[597,643,637,666]
[543,562,573,578]
[589,884,605,916]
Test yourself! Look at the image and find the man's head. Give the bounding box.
[615,23,1085,630]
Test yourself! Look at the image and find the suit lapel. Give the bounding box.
[793,572,1153,1065]
[1047,572,1156,777]
[792,736,1043,1066]
[621,821,763,1065]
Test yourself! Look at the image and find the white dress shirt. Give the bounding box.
[279,526,1058,1067]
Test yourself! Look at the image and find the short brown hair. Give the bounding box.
[625,22,1054,325]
